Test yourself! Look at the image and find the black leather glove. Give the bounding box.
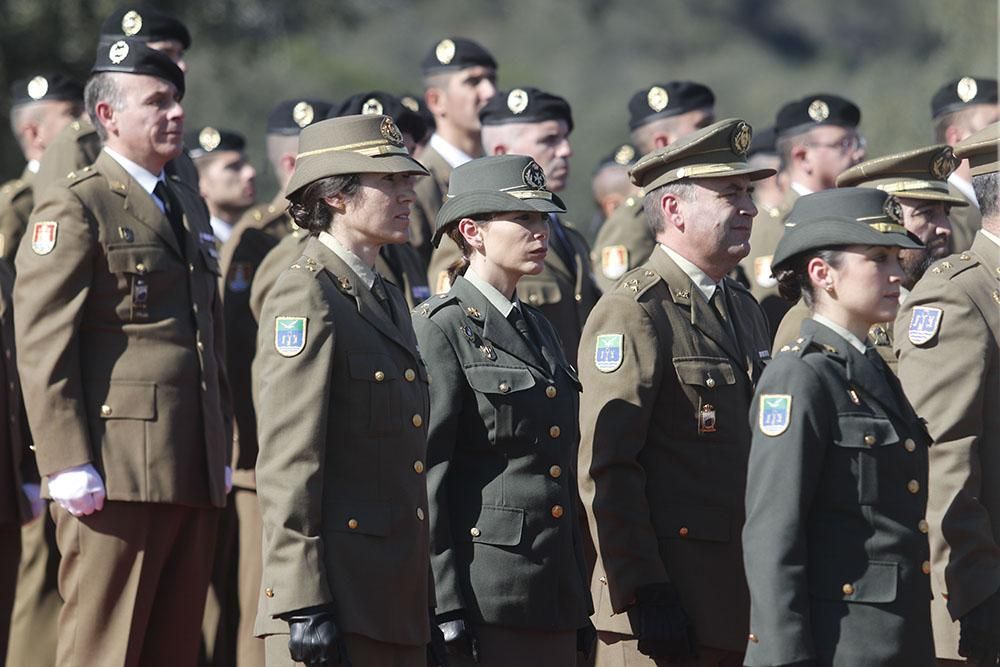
[281,605,351,666]
[626,582,696,660]
[958,591,1000,664]
[428,610,449,666]
[436,611,479,663]
[576,619,597,659]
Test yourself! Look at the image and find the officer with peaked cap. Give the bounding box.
[590,142,641,237]
[930,76,999,252]
[896,122,1000,665]
[772,144,966,368]
[251,114,444,666]
[742,93,866,336]
[743,187,933,666]
[591,81,717,291]
[186,127,257,244]
[13,39,232,666]
[578,119,774,666]
[410,37,499,266]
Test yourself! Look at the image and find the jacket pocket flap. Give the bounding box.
[329,500,391,537]
[464,505,524,546]
[833,415,899,449]
[199,245,222,276]
[106,244,173,274]
[672,357,737,388]
[464,365,536,395]
[348,353,398,381]
[812,560,898,603]
[658,504,731,542]
[519,281,562,306]
[93,381,156,420]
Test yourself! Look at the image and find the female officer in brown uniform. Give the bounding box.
[412,155,593,666]
[253,114,443,666]
[742,188,935,667]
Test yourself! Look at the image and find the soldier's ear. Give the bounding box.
[457,217,485,250]
[94,100,118,136]
[425,87,445,116]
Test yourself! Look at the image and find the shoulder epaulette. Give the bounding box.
[414,292,459,319]
[0,179,28,201]
[775,333,835,358]
[65,165,99,187]
[288,253,324,279]
[617,267,663,300]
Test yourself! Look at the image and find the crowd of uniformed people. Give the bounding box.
[1,5,999,667]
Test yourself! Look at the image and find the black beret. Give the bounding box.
[594,143,639,174]
[91,39,185,100]
[748,125,776,157]
[421,37,497,75]
[100,6,191,50]
[331,91,428,145]
[775,93,861,137]
[399,92,435,138]
[627,81,715,131]
[185,127,246,158]
[266,99,335,136]
[931,77,998,119]
[479,87,573,132]
[10,73,84,108]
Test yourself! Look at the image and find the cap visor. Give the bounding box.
[432,190,566,246]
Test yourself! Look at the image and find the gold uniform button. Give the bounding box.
[545,386,557,399]
[412,414,423,428]
[100,404,112,417]
[922,561,931,574]
[404,368,416,382]
[918,520,929,534]
[189,263,196,273]
[575,294,582,302]
[904,438,916,452]
[842,583,855,596]
[549,425,561,438]
[416,507,425,521]
[908,480,920,494]
[678,527,689,537]
[498,382,511,393]
[347,519,358,529]
[413,460,424,474]
[135,263,147,274]
[374,370,385,382]
[196,341,204,352]
[265,587,274,598]
[549,465,562,479]
[864,434,876,446]
[706,377,716,388]
[748,633,759,643]
[470,527,481,538]
[551,505,564,519]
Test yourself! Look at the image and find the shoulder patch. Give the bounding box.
[274,317,307,357]
[907,306,942,346]
[759,394,792,436]
[601,245,629,280]
[30,221,58,255]
[227,262,253,292]
[594,333,624,372]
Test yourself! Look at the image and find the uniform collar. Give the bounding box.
[317,231,377,289]
[981,228,1000,250]
[103,146,164,199]
[26,159,39,174]
[463,266,520,318]
[659,244,720,302]
[948,172,979,208]
[429,133,474,169]
[811,312,868,354]
[790,181,814,197]
[210,216,232,243]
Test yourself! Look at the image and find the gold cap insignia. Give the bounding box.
[108,40,130,65]
[362,98,384,115]
[808,99,830,122]
[957,76,978,103]
[400,96,419,113]
[122,10,143,36]
[883,196,903,223]
[731,121,752,156]
[292,101,315,128]
[522,160,547,189]
[198,127,221,152]
[507,89,529,114]
[27,76,49,100]
[647,86,669,112]
[436,39,456,65]
[614,144,635,165]
[930,147,958,180]
[380,117,404,146]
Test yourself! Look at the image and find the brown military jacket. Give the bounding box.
[0,168,34,263]
[0,261,31,525]
[14,151,231,508]
[578,247,771,651]
[411,144,451,268]
[945,180,981,253]
[741,187,797,335]
[773,300,898,373]
[590,196,656,293]
[895,232,1000,660]
[253,237,431,646]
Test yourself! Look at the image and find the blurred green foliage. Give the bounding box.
[1,0,996,231]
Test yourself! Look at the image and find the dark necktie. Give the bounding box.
[153,180,186,253]
[547,214,576,272]
[508,306,543,363]
[371,274,395,323]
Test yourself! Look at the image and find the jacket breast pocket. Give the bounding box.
[347,353,401,436]
[673,357,737,436]
[831,414,899,505]
[810,560,898,604]
[464,365,537,445]
[518,280,562,307]
[86,380,156,468]
[105,244,178,321]
[462,505,525,547]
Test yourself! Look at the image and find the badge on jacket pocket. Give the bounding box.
[759,394,791,436]
[274,317,307,357]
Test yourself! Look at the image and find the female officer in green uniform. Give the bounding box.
[742,188,935,667]
[412,154,593,666]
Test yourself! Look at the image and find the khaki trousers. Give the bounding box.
[7,507,61,667]
[264,632,424,667]
[235,488,265,667]
[53,501,219,667]
[595,631,744,667]
[0,521,21,665]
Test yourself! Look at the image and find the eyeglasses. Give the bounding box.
[805,135,867,154]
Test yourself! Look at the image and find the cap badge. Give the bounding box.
[808,99,830,122]
[931,147,958,180]
[108,40,130,65]
[362,98,384,115]
[400,96,420,113]
[957,77,978,103]
[647,86,669,112]
[121,10,143,36]
[883,196,903,223]
[435,39,456,65]
[198,127,222,152]
[507,89,529,114]
[522,161,547,190]
[731,121,753,156]
[292,101,314,128]
[380,117,404,146]
[614,144,635,165]
[27,76,49,101]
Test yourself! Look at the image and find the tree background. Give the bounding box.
[1,0,997,236]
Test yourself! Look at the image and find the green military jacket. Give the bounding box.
[253,237,431,646]
[589,196,656,293]
[745,319,933,666]
[945,180,981,253]
[741,187,797,335]
[0,168,34,263]
[578,247,771,651]
[412,276,591,631]
[774,300,898,373]
[410,144,451,268]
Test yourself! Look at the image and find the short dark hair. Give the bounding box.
[287,174,362,235]
[972,171,999,219]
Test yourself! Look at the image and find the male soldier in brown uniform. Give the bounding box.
[895,122,1000,665]
[0,74,83,262]
[429,87,600,360]
[410,37,498,267]
[930,77,999,253]
[578,118,774,666]
[187,127,257,245]
[589,142,641,238]
[14,41,231,666]
[591,81,717,291]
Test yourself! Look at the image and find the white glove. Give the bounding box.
[225,465,233,495]
[21,482,45,521]
[47,464,106,517]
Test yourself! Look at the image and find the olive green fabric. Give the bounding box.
[836,144,968,205]
[410,144,451,268]
[590,195,657,291]
[953,121,1000,176]
[0,170,33,263]
[773,301,898,373]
